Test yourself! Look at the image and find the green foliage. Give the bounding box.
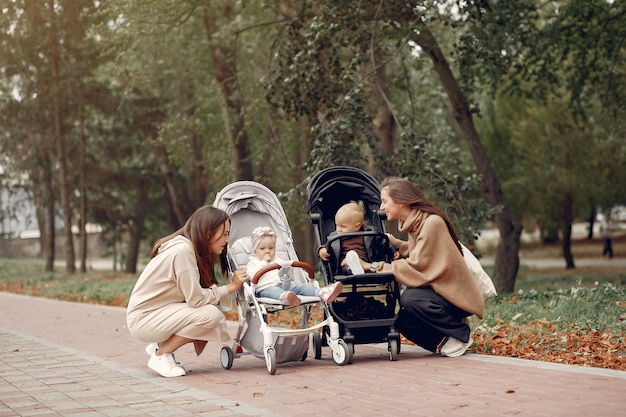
[2,0,624,276]
[263,0,492,243]
[483,282,626,335]
[379,130,494,243]
[510,0,626,116]
[477,92,626,233]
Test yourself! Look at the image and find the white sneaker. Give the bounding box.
[440,336,473,357]
[148,352,186,377]
[318,282,343,303]
[145,343,158,356]
[345,250,365,274]
[145,343,185,371]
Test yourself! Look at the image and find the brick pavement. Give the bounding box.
[1,292,624,417]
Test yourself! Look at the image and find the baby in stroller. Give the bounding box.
[247,226,343,306]
[318,201,398,276]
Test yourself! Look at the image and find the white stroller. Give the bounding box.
[213,181,348,374]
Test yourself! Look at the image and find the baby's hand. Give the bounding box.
[263,254,272,262]
[393,251,400,260]
[318,247,330,261]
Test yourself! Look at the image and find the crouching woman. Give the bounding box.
[126,205,247,377]
[373,177,484,357]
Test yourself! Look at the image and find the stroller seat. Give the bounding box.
[230,236,321,306]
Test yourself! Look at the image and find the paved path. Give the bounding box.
[1,292,625,417]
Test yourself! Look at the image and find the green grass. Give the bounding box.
[481,283,626,335]
[0,258,138,305]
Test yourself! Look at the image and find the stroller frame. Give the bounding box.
[306,166,402,363]
[213,181,350,374]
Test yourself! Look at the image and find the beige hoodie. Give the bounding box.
[126,235,228,322]
[380,210,484,319]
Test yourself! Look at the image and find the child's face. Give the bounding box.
[335,212,361,233]
[255,236,276,261]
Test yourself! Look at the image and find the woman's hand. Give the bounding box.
[227,268,248,293]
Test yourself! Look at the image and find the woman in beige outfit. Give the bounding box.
[127,205,247,377]
[353,177,484,357]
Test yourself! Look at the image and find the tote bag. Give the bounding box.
[460,242,497,298]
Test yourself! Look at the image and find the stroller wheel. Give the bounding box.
[312,331,323,359]
[265,347,277,375]
[332,340,352,366]
[346,342,354,364]
[220,346,234,370]
[388,338,399,361]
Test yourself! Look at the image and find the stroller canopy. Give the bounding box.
[213,181,293,247]
[305,166,382,219]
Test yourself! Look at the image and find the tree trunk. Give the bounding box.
[295,117,316,265]
[561,192,575,269]
[78,93,87,273]
[414,24,522,293]
[32,134,55,271]
[44,152,56,272]
[586,205,596,240]
[48,0,75,274]
[202,7,254,181]
[367,49,396,175]
[125,181,149,274]
[368,57,397,188]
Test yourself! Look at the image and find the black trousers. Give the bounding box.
[395,286,471,353]
[602,238,613,258]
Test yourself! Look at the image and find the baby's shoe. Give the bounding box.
[318,282,343,303]
[345,250,365,274]
[280,290,301,306]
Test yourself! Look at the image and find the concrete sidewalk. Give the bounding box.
[1,292,624,417]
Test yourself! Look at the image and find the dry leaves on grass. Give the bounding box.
[470,320,626,371]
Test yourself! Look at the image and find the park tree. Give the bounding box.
[264,0,626,291]
[2,0,623,281]
[263,1,521,291]
[477,93,626,268]
[0,0,110,273]
[476,0,626,268]
[104,0,321,257]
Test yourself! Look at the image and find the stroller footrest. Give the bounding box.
[255,296,320,306]
[333,273,395,285]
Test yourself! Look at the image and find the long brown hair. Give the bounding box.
[150,205,229,287]
[380,177,463,254]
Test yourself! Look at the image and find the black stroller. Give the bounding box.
[305,166,401,363]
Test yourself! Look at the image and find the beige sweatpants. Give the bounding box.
[127,303,231,355]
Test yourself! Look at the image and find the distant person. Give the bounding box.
[126,206,248,378]
[600,212,614,259]
[317,201,398,275]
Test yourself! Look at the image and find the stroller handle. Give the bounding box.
[251,261,315,285]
